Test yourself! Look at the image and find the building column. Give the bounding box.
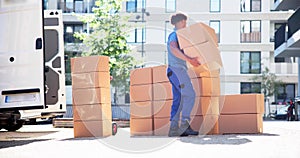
[296,57,300,120]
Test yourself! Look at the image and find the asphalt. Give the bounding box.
[0,121,300,158]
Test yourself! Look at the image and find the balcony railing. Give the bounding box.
[274,23,287,49]
[240,32,261,43]
[288,8,300,39]
[58,2,95,13]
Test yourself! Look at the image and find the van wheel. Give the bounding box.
[112,122,118,136]
[4,120,24,131]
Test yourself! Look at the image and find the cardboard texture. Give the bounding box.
[184,43,222,69]
[130,67,152,86]
[153,100,172,118]
[130,118,153,136]
[74,120,112,137]
[191,97,220,116]
[153,117,170,136]
[72,88,111,105]
[190,115,219,135]
[130,84,153,102]
[219,114,263,134]
[71,55,109,73]
[220,94,264,114]
[152,65,169,83]
[177,22,218,49]
[153,82,173,101]
[73,104,112,121]
[188,64,220,78]
[191,77,220,97]
[72,71,110,89]
[130,101,153,119]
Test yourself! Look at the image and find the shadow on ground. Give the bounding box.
[179,133,279,145]
[0,139,50,149]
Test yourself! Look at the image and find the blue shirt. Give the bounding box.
[167,30,187,70]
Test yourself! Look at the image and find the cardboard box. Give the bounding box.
[190,115,219,135]
[219,94,264,114]
[130,67,152,86]
[177,22,218,49]
[152,65,169,83]
[73,104,112,121]
[130,118,153,136]
[219,114,263,134]
[72,71,110,89]
[153,117,170,136]
[71,56,109,73]
[74,119,112,138]
[188,64,220,78]
[130,84,153,102]
[153,100,172,118]
[130,101,153,119]
[191,77,220,97]
[72,88,111,105]
[191,97,220,116]
[184,43,222,68]
[153,82,173,101]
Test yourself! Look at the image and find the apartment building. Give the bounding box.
[45,0,296,105]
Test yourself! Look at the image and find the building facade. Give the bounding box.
[45,0,297,107]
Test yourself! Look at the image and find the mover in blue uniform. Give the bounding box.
[167,13,200,137]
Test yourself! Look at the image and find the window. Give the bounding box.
[127,28,145,43]
[241,20,261,43]
[241,82,261,94]
[166,0,176,13]
[210,0,220,12]
[209,20,220,43]
[240,51,261,74]
[241,0,261,12]
[64,24,83,43]
[126,0,146,13]
[58,0,94,13]
[276,84,295,104]
[44,0,48,9]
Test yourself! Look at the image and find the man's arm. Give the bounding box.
[169,41,200,67]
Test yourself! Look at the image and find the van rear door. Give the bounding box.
[0,0,45,110]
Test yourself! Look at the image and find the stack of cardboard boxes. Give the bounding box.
[219,94,264,134]
[71,56,112,137]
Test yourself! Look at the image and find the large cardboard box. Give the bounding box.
[71,56,109,73]
[130,84,153,102]
[153,100,172,118]
[190,115,219,135]
[219,114,263,134]
[177,22,218,49]
[191,97,220,116]
[220,94,264,114]
[130,118,153,136]
[74,120,112,137]
[72,71,110,89]
[152,65,169,83]
[130,101,153,119]
[130,67,153,86]
[184,43,222,68]
[73,104,112,121]
[153,82,173,101]
[72,88,111,105]
[191,77,220,97]
[188,64,220,78]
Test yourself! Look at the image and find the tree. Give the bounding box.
[251,67,283,117]
[74,0,136,104]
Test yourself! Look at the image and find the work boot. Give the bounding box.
[179,119,199,136]
[168,121,185,137]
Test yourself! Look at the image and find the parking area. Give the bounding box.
[1,121,300,158]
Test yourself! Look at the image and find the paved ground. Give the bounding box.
[0,121,300,158]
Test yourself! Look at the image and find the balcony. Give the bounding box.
[273,0,300,11]
[58,2,95,13]
[274,8,300,57]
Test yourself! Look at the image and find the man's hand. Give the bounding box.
[188,57,200,67]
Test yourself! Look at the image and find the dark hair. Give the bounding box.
[170,13,187,25]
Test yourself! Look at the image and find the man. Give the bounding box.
[167,13,200,137]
